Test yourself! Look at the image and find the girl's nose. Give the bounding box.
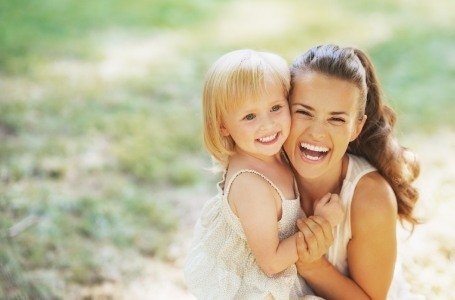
[259,114,276,131]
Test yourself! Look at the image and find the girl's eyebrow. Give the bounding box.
[291,103,349,116]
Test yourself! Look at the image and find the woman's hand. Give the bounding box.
[295,216,333,274]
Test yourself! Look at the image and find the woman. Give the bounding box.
[284,44,421,299]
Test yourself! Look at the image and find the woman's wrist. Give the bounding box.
[297,256,331,278]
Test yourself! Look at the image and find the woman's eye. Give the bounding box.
[296,110,312,117]
[243,113,255,121]
[330,117,346,124]
[271,105,281,112]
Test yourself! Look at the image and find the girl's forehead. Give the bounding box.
[224,83,287,111]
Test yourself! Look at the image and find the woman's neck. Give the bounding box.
[297,155,348,216]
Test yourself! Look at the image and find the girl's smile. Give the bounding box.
[221,81,291,161]
[256,132,280,144]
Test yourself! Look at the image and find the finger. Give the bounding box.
[329,193,340,204]
[304,217,326,252]
[302,232,318,260]
[298,220,321,259]
[309,215,333,247]
[296,218,307,232]
[296,231,309,260]
[313,193,332,210]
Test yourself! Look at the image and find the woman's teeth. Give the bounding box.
[300,142,329,161]
[258,133,278,143]
[300,142,329,152]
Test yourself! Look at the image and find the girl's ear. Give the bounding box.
[220,124,230,137]
[350,115,367,141]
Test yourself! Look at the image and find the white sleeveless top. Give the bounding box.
[328,154,423,299]
[184,169,308,299]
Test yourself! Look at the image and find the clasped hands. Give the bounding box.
[295,193,344,273]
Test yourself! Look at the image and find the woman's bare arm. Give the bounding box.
[296,172,397,299]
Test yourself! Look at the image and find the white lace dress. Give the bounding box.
[184,169,312,299]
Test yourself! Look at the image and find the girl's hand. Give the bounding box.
[314,193,344,227]
[295,216,333,273]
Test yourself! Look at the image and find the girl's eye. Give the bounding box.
[271,105,281,112]
[243,113,255,121]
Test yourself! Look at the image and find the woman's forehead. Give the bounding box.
[291,73,360,109]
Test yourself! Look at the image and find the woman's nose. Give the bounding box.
[308,121,326,140]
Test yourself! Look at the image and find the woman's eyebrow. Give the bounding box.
[291,103,314,111]
[330,111,349,116]
[292,103,349,116]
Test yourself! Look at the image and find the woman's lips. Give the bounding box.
[299,142,330,161]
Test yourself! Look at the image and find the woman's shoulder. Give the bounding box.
[351,171,398,226]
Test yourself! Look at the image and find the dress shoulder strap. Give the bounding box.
[224,169,286,202]
[345,154,377,186]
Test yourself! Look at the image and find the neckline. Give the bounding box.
[224,168,299,202]
[342,154,353,185]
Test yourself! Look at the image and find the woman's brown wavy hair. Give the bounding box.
[290,44,420,226]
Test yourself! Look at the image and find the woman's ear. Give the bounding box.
[350,115,367,141]
[220,124,230,137]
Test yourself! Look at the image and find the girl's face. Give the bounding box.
[284,72,366,179]
[221,81,291,161]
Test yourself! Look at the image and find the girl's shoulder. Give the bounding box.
[225,155,277,186]
[225,153,295,200]
[225,166,279,198]
[224,158,282,202]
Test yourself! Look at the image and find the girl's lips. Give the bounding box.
[256,132,279,145]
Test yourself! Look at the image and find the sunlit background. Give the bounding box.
[1,0,454,299]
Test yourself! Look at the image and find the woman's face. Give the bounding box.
[284,72,366,180]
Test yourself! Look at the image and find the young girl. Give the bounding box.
[184,49,344,299]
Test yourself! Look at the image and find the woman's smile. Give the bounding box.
[299,142,330,162]
[284,72,364,179]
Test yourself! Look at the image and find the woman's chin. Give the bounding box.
[291,150,332,179]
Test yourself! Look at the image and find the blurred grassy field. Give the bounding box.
[1,0,454,298]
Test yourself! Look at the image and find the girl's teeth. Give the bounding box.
[258,133,277,143]
[300,142,329,152]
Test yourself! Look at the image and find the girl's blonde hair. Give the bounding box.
[203,49,290,166]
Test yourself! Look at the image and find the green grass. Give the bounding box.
[0,0,214,297]
[0,0,454,297]
[370,27,455,132]
[1,176,178,298]
[0,0,224,74]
